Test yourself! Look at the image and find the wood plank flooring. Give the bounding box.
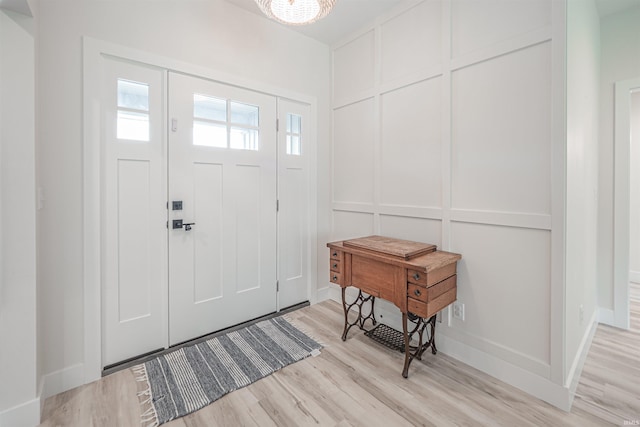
[40,292,640,426]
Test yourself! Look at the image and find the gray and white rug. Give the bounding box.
[134,316,322,426]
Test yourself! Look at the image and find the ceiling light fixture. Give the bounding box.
[254,0,337,25]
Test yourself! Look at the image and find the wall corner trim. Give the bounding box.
[40,363,85,403]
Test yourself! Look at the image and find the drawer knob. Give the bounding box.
[332,252,338,257]
[414,289,422,297]
[333,263,338,268]
[332,275,338,281]
[413,273,421,281]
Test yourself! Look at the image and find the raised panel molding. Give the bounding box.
[450,0,552,58]
[331,210,375,241]
[333,99,375,204]
[381,78,442,208]
[450,26,552,72]
[451,42,552,215]
[333,30,375,99]
[450,209,552,230]
[331,0,563,407]
[380,0,442,83]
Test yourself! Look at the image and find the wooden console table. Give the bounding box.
[327,236,461,378]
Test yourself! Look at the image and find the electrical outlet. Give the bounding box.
[453,301,465,321]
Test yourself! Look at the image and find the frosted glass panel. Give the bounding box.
[118,79,149,111]
[230,127,259,150]
[230,101,259,127]
[193,121,227,148]
[286,113,302,156]
[117,110,149,141]
[287,135,301,156]
[194,94,226,122]
[288,113,301,133]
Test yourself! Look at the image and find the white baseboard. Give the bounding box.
[41,363,85,402]
[565,310,598,407]
[315,286,330,303]
[329,286,571,411]
[0,396,40,427]
[598,308,616,326]
[437,333,571,411]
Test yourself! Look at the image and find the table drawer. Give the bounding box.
[330,259,341,273]
[330,271,342,285]
[408,286,457,319]
[330,249,342,260]
[407,263,456,288]
[408,283,429,302]
[408,275,456,303]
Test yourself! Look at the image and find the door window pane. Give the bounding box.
[118,79,149,110]
[117,110,150,141]
[191,95,260,150]
[194,121,227,148]
[230,101,259,127]
[288,113,301,134]
[287,135,301,156]
[117,79,150,141]
[286,113,302,155]
[230,127,259,151]
[194,94,226,122]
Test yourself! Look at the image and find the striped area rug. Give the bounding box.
[133,316,322,426]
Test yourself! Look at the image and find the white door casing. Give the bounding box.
[167,72,278,345]
[91,41,315,373]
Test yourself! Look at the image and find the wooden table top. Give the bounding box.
[328,236,461,273]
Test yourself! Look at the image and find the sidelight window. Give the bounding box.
[286,113,302,155]
[117,79,150,141]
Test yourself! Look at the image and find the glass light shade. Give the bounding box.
[254,0,336,25]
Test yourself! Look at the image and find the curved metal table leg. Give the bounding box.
[341,287,376,341]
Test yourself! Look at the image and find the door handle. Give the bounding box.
[172,219,195,231]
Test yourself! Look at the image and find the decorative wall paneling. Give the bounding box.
[330,0,565,407]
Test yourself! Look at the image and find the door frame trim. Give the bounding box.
[610,77,640,330]
[82,37,318,383]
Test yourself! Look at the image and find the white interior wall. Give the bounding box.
[330,0,571,409]
[0,8,39,426]
[598,6,640,313]
[37,0,330,396]
[565,0,599,388]
[629,91,640,281]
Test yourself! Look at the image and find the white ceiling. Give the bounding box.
[3,0,637,44]
[224,0,406,45]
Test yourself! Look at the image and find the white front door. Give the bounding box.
[167,72,278,345]
[277,99,311,309]
[102,58,168,366]
[101,61,303,366]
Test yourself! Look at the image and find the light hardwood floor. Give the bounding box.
[41,291,640,426]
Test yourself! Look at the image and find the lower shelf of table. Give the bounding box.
[364,323,407,353]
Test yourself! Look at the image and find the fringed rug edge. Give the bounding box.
[132,363,159,427]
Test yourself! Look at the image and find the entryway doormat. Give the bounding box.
[133,316,322,426]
